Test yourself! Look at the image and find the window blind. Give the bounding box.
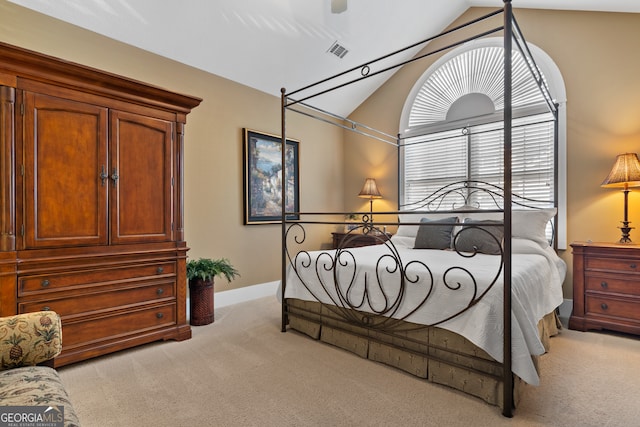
[402,113,555,209]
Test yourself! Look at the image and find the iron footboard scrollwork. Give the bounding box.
[284,221,504,334]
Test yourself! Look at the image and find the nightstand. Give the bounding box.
[331,231,391,249]
[569,242,640,336]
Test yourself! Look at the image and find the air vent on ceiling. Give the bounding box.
[327,41,349,59]
[331,0,347,14]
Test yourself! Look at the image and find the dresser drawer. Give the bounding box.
[18,280,175,315]
[60,302,177,349]
[18,262,175,296]
[585,257,640,274]
[585,275,640,296]
[585,296,640,322]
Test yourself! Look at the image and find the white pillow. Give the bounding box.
[395,213,426,238]
[512,208,556,246]
[460,208,556,247]
[389,234,414,248]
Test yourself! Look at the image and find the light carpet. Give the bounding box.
[58,296,640,427]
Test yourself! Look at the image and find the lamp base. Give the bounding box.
[618,221,634,244]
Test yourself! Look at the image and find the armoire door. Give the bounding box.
[110,110,173,244]
[21,91,109,249]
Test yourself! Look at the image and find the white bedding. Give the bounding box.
[281,237,566,385]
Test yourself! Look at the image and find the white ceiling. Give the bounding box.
[8,0,640,116]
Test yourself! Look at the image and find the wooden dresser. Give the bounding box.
[0,42,201,366]
[569,242,640,336]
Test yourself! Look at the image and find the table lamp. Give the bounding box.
[358,178,382,222]
[601,152,640,243]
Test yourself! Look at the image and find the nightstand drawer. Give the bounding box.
[585,257,640,274]
[585,275,639,295]
[585,296,640,321]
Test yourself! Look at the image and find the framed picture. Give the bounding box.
[243,129,300,224]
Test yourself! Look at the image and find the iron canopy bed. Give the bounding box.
[279,1,562,417]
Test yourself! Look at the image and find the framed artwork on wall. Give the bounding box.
[243,128,300,224]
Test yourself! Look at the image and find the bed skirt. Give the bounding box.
[285,298,560,409]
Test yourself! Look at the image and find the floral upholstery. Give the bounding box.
[0,311,80,427]
[0,311,62,370]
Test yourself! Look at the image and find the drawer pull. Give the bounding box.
[631,263,638,269]
[41,306,50,311]
[156,312,164,319]
[156,267,164,274]
[41,279,50,288]
[601,303,608,310]
[600,281,608,289]
[156,288,164,295]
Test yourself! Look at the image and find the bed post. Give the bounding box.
[553,103,560,251]
[397,133,402,209]
[281,87,288,333]
[503,0,514,418]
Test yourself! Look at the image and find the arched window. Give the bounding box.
[399,38,567,248]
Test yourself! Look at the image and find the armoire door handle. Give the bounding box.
[100,165,109,186]
[111,168,119,187]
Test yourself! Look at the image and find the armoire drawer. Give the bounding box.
[18,262,175,296]
[585,296,640,322]
[585,275,640,296]
[18,280,175,315]
[60,302,177,349]
[585,257,640,274]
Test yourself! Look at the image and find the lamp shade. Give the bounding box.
[358,178,382,199]
[601,153,640,188]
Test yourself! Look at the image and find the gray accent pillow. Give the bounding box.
[455,219,504,255]
[414,216,458,250]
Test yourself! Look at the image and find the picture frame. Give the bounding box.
[243,128,300,224]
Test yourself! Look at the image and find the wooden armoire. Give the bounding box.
[0,42,201,366]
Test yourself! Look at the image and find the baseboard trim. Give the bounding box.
[215,281,279,308]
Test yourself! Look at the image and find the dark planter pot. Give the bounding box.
[189,278,215,326]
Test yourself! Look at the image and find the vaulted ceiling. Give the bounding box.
[7,0,640,116]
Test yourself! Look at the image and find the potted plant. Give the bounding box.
[187,258,240,326]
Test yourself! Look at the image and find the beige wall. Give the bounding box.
[0,1,344,291]
[345,8,640,298]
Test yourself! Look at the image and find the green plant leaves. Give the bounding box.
[186,258,240,283]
